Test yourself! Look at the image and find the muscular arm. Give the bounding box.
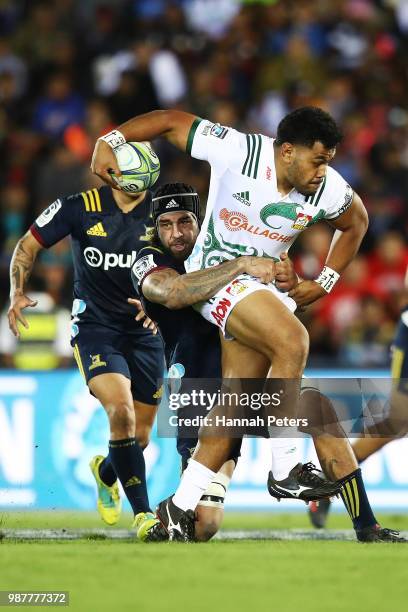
[325,191,369,272]
[91,110,197,187]
[8,231,44,336]
[288,192,368,307]
[10,231,42,295]
[142,256,275,310]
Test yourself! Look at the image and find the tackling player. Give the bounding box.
[91,106,369,538]
[8,183,164,540]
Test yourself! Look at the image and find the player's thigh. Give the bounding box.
[220,332,269,378]
[88,372,133,410]
[226,289,308,360]
[133,400,158,448]
[123,332,165,405]
[72,326,133,408]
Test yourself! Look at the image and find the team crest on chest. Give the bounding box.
[292,213,312,231]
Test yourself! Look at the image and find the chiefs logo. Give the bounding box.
[219,209,248,231]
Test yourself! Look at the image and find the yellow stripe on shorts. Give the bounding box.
[73,344,85,379]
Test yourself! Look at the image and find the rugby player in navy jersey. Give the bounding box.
[8,183,166,540]
[132,182,249,541]
[132,183,405,543]
[310,270,408,530]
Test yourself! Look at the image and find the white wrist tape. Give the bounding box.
[315,266,340,293]
[98,129,126,148]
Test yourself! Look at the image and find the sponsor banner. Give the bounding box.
[0,370,407,510]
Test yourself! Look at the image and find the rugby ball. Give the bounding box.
[112,141,160,193]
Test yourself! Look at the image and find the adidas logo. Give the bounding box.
[87,222,107,237]
[125,476,141,487]
[233,191,251,206]
[165,199,179,209]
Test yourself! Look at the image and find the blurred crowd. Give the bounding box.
[0,0,407,368]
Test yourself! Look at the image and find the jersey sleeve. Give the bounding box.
[30,194,80,247]
[131,246,176,292]
[186,117,248,176]
[321,167,354,220]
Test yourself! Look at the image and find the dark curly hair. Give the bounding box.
[275,107,342,149]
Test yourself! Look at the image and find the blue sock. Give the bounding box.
[339,468,377,531]
[99,453,116,487]
[108,437,151,515]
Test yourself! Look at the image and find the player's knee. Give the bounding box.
[194,477,227,541]
[299,389,343,436]
[194,506,223,542]
[268,322,309,368]
[106,400,135,435]
[135,424,152,450]
[195,516,221,542]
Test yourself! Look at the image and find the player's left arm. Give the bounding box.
[289,192,368,307]
[140,257,276,310]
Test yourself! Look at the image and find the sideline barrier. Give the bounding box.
[1,369,407,510]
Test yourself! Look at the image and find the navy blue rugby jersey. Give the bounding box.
[131,245,221,377]
[31,186,155,330]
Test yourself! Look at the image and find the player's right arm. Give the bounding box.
[132,250,276,310]
[8,231,43,337]
[91,110,196,188]
[8,195,76,337]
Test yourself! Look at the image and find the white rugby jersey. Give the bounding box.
[185,118,353,272]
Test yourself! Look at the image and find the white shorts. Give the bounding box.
[195,274,297,339]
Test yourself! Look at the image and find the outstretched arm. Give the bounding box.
[140,256,276,310]
[8,231,44,337]
[91,110,197,188]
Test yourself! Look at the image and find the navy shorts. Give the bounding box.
[71,322,165,404]
[391,309,408,394]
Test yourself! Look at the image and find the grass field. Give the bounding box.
[1,511,408,612]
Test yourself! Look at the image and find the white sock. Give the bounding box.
[269,436,302,481]
[173,459,216,512]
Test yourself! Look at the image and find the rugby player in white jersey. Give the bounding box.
[92,107,369,540]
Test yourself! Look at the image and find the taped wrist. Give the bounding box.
[98,129,126,148]
[315,266,340,293]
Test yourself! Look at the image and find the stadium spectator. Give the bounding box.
[31,72,85,139]
[1,0,407,367]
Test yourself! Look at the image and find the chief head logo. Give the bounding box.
[219,209,248,231]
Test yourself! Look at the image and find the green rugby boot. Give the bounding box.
[133,512,169,542]
[89,455,121,526]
